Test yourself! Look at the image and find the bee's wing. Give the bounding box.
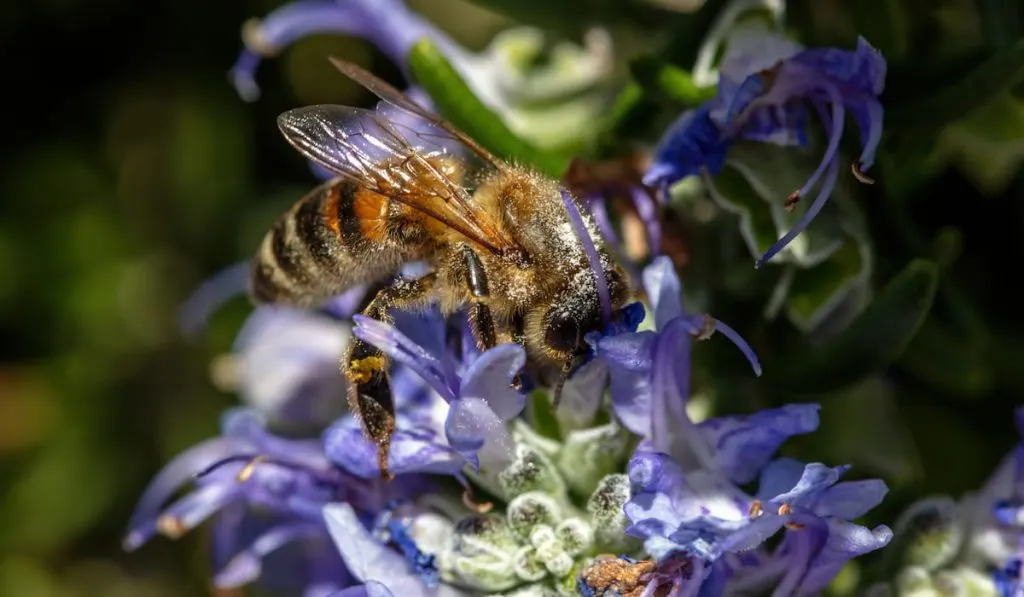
[327,57,505,171]
[277,66,519,257]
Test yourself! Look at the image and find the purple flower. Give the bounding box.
[593,256,761,437]
[323,502,468,597]
[230,0,467,103]
[323,309,527,478]
[230,306,352,427]
[124,408,417,595]
[592,256,888,594]
[645,33,886,268]
[718,458,892,593]
[624,443,891,594]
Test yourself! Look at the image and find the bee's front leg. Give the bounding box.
[459,245,497,352]
[460,246,525,391]
[343,272,437,481]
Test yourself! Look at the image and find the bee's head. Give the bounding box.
[532,260,631,363]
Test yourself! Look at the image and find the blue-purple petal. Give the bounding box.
[754,457,807,501]
[444,397,506,471]
[644,105,731,191]
[814,479,889,521]
[642,256,685,328]
[323,418,463,478]
[597,331,657,435]
[214,522,325,588]
[702,405,820,485]
[124,436,257,549]
[768,463,843,505]
[793,521,893,593]
[457,344,527,420]
[323,502,432,596]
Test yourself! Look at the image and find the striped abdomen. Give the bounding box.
[250,179,426,307]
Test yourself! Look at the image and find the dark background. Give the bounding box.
[1,0,1022,595]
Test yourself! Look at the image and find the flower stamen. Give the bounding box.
[692,314,716,341]
[461,484,493,514]
[785,190,800,212]
[157,515,188,539]
[237,455,269,482]
[851,161,876,184]
[241,18,279,57]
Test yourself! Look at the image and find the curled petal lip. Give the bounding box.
[124,436,257,549]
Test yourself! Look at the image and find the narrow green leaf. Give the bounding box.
[770,259,939,392]
[898,321,993,398]
[599,81,652,143]
[784,378,922,485]
[406,38,569,177]
[629,57,717,106]
[786,239,871,332]
[704,167,779,257]
[707,142,855,268]
[888,39,1024,132]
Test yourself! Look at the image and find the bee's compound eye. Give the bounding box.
[544,312,582,354]
[546,302,604,354]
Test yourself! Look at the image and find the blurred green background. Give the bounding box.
[1,0,1023,595]
[0,1,513,595]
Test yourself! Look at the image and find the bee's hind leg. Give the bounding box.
[343,272,437,481]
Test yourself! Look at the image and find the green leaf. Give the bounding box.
[406,38,569,177]
[628,57,717,106]
[705,142,857,268]
[888,39,1024,132]
[599,81,655,144]
[898,321,993,398]
[784,378,922,484]
[933,92,1024,196]
[705,167,780,258]
[785,238,872,332]
[769,259,939,393]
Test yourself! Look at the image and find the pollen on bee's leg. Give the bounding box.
[851,161,875,184]
[347,356,386,385]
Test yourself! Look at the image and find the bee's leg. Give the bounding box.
[343,273,437,481]
[460,246,497,351]
[460,246,525,390]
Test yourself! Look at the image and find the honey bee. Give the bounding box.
[250,59,631,479]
